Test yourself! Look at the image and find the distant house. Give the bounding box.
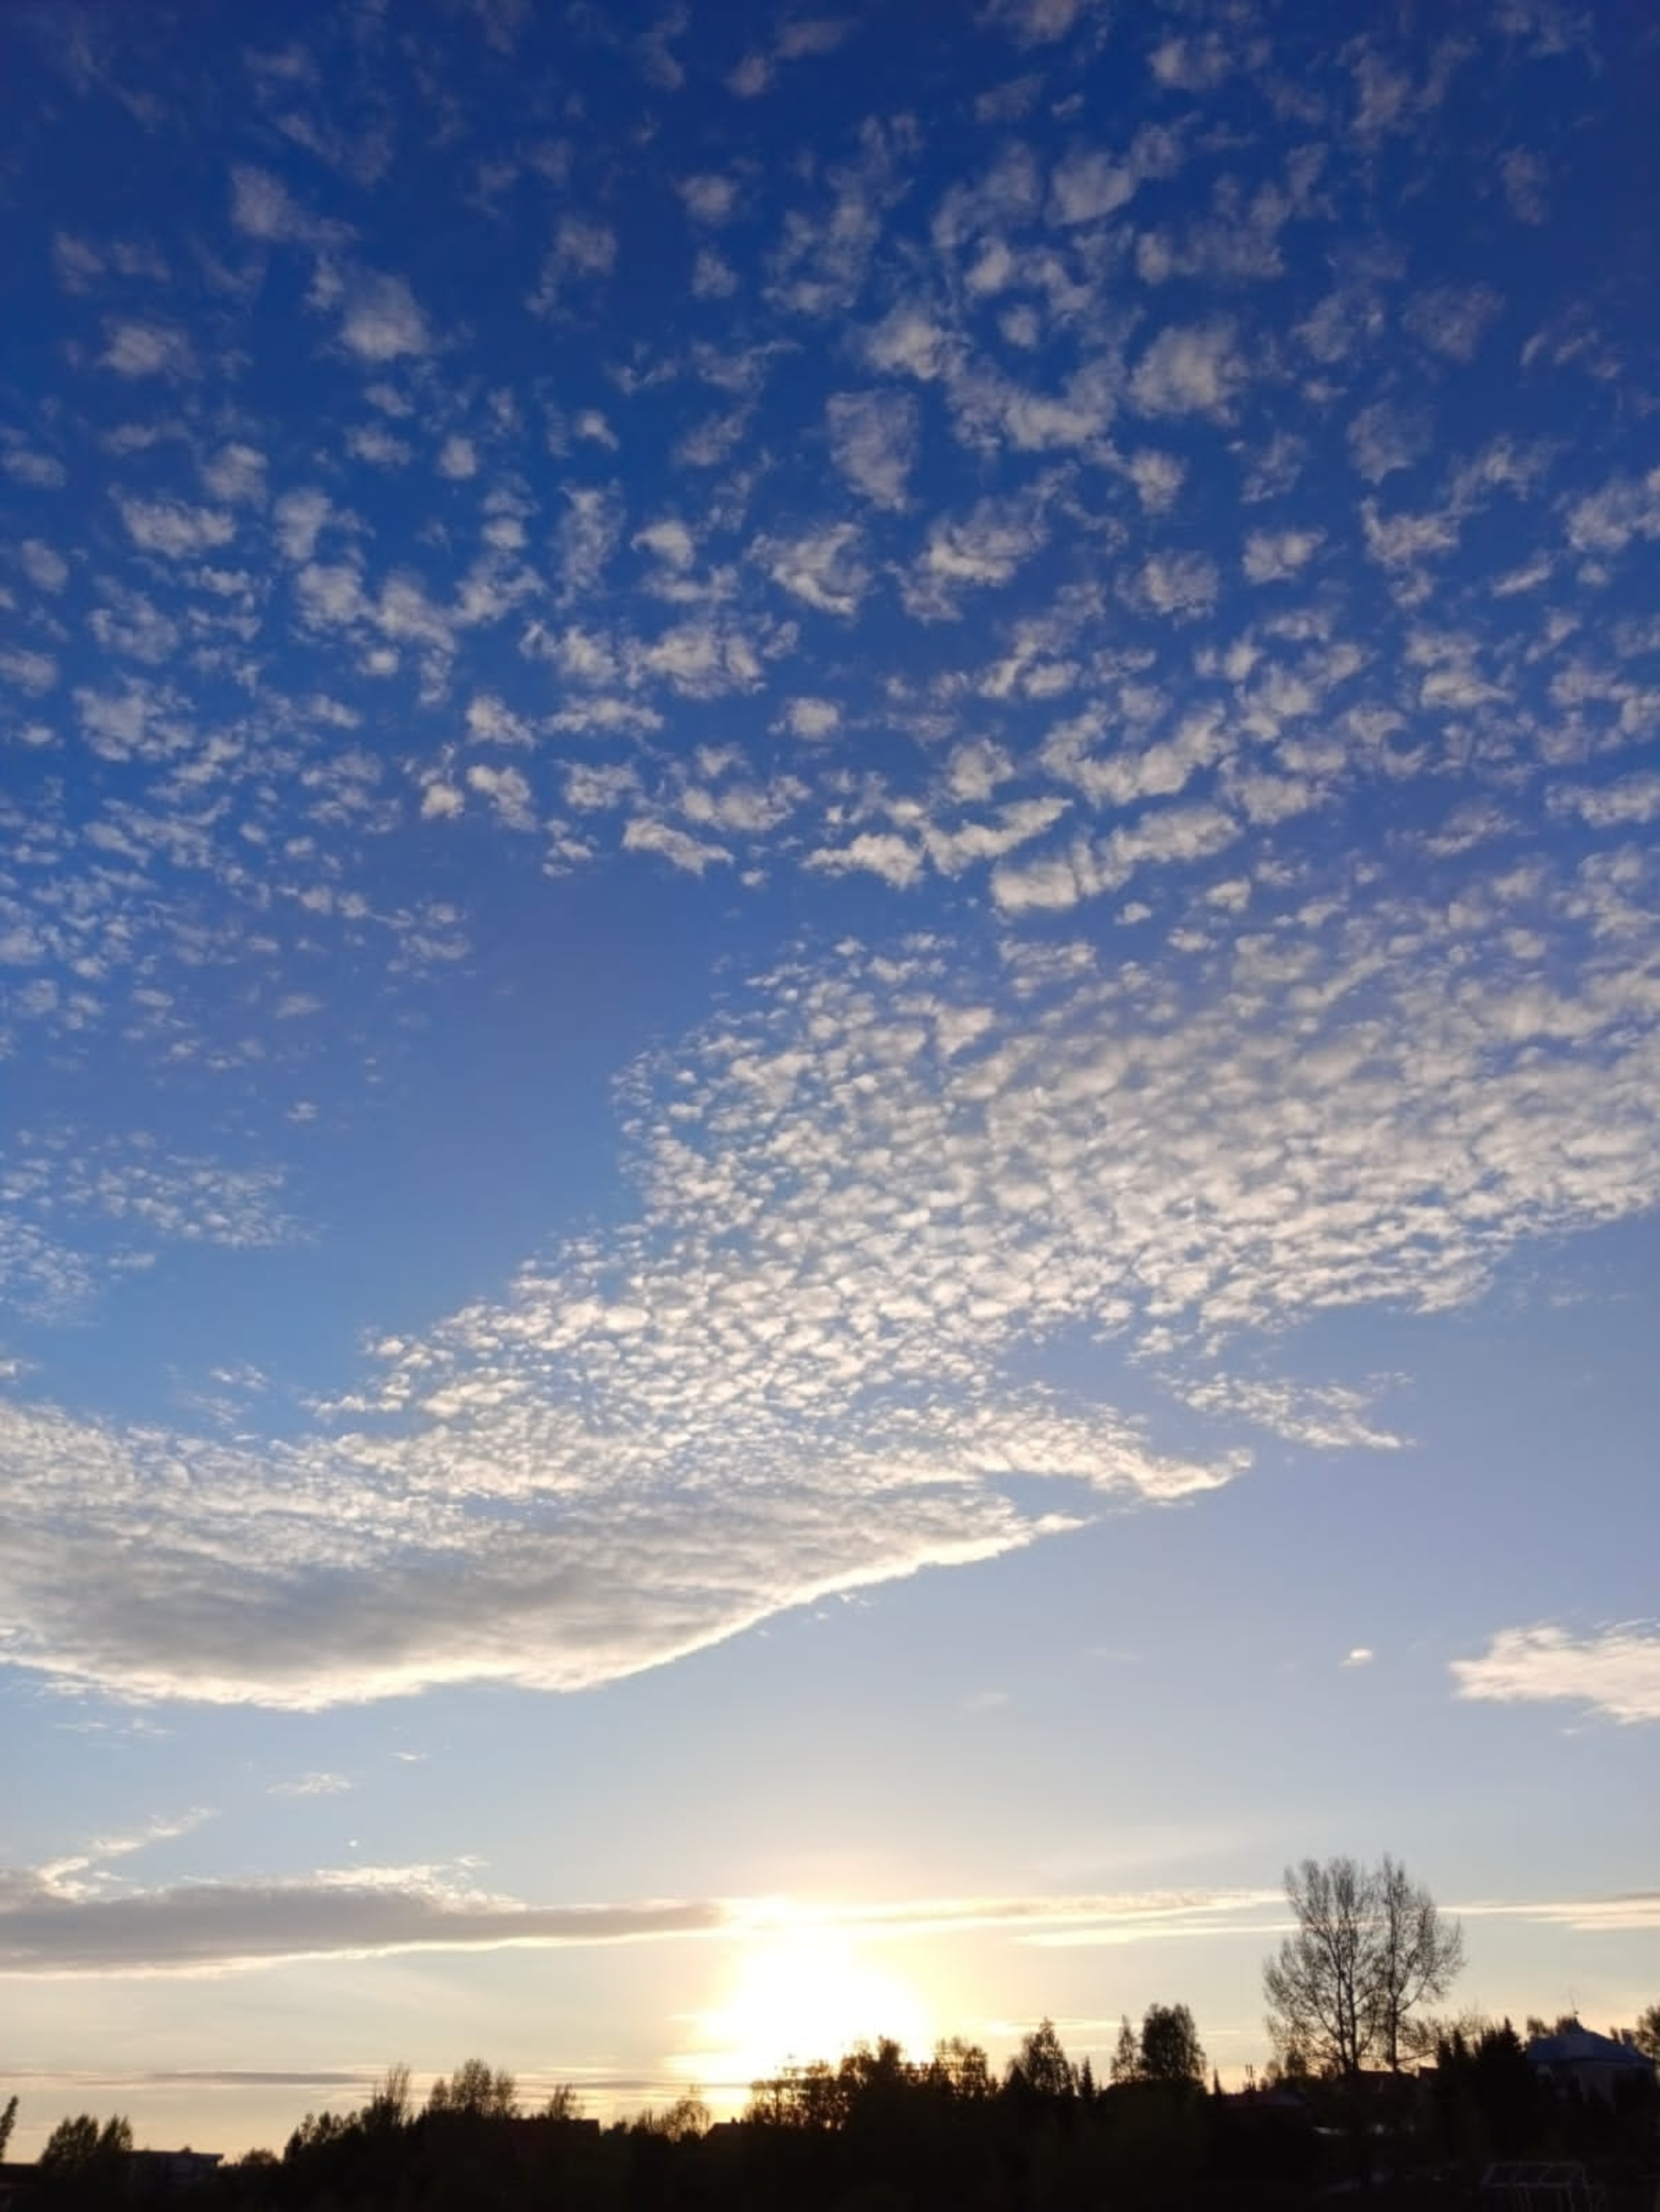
[1524,2021,1658,2102]
[1219,2086,1309,2114]
[131,2148,223,2192]
[0,2161,38,2212]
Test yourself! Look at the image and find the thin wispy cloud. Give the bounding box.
[7,1860,1650,1979]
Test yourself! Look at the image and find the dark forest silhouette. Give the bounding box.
[5,2014,1657,2212]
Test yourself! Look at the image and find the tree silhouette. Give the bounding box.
[1139,2002,1207,2087]
[425,2056,519,2119]
[1007,2017,1076,2099]
[926,2036,994,2100]
[38,2113,132,2206]
[1373,1854,1467,2071]
[1264,1854,1463,2077]
[362,2062,412,2132]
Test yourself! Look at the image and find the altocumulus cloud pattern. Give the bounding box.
[2,0,1658,1720]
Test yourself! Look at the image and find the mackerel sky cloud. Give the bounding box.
[1,0,1656,2152]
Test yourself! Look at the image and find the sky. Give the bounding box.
[2,0,1657,2157]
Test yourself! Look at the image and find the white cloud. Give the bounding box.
[947,737,1013,802]
[100,319,195,378]
[691,246,738,298]
[1565,470,1660,556]
[984,0,1084,46]
[200,442,267,504]
[1242,527,1324,584]
[622,816,732,874]
[5,13,1660,1739]
[865,300,955,382]
[989,848,1093,914]
[779,696,841,740]
[421,781,464,821]
[1123,449,1185,513]
[1148,33,1236,90]
[0,648,58,696]
[272,487,335,562]
[754,522,868,616]
[1125,550,1218,620]
[1362,499,1460,571]
[1042,705,1226,812]
[1097,800,1239,886]
[19,539,69,592]
[1550,776,1660,830]
[775,18,852,63]
[764,118,910,316]
[1178,1375,1405,1452]
[905,495,1047,616]
[807,832,924,888]
[728,14,851,96]
[1500,147,1549,224]
[465,693,535,747]
[466,762,536,830]
[1048,125,1183,226]
[336,272,432,361]
[678,172,739,225]
[230,163,342,246]
[19,820,1657,1714]
[114,495,236,559]
[923,798,1069,876]
[827,389,917,508]
[1452,1624,1660,1724]
[294,559,367,630]
[634,518,697,572]
[0,441,65,488]
[632,620,763,698]
[558,484,622,600]
[528,215,616,314]
[1348,400,1431,484]
[1129,320,1245,419]
[1404,283,1504,362]
[345,422,412,467]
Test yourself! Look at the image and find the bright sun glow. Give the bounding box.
[688,1928,937,2092]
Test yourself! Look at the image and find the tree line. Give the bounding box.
[5,1856,1657,2209]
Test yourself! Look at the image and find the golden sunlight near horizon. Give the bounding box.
[684,1926,939,2090]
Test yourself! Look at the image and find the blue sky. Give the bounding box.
[3,0,1658,2155]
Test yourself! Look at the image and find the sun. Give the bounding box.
[690,1926,937,2091]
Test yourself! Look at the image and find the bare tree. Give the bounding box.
[364,2064,412,2132]
[1373,1855,1465,2072]
[1264,1855,1463,2077]
[1264,1857,1374,2078]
